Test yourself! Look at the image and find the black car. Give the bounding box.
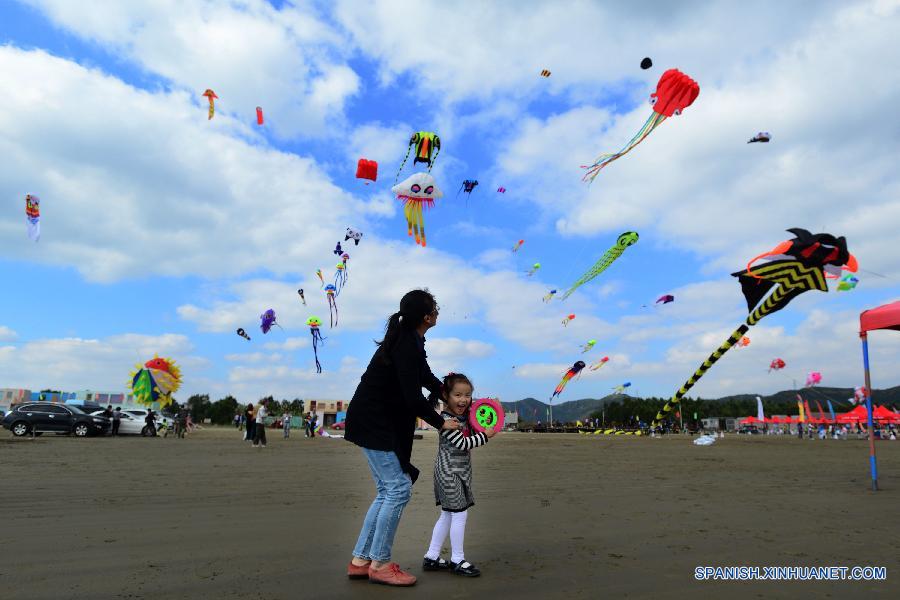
[1,403,109,437]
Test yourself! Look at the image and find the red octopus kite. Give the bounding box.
[583,69,699,183]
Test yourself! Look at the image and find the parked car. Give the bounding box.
[122,409,174,429]
[2,403,109,437]
[90,410,147,435]
[332,421,346,430]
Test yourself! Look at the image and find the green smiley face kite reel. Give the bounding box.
[468,397,505,434]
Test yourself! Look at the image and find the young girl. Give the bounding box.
[422,373,495,577]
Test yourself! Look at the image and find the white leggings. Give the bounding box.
[425,509,468,563]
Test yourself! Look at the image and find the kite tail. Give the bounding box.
[560,246,626,300]
[403,201,415,240]
[417,203,426,247]
[208,101,215,120]
[428,146,440,172]
[653,324,750,427]
[395,143,413,184]
[581,113,666,183]
[313,340,322,374]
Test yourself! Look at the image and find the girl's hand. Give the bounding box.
[441,419,460,431]
[484,427,496,438]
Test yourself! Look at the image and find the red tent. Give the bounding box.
[872,405,900,422]
[836,405,868,423]
[859,300,900,490]
[740,416,765,425]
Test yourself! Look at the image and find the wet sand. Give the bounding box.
[1,428,898,599]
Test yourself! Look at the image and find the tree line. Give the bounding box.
[169,395,305,425]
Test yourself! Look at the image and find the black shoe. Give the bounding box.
[449,560,481,577]
[422,557,450,571]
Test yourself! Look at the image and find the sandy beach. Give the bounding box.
[1,427,898,599]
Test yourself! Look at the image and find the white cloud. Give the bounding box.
[426,337,494,364]
[0,46,372,282]
[0,326,17,342]
[263,337,309,351]
[23,0,359,138]
[0,333,203,392]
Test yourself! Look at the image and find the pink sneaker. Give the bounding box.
[347,561,370,580]
[368,563,417,586]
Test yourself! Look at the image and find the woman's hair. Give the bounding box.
[375,289,438,362]
[442,372,473,398]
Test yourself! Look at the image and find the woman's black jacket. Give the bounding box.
[345,329,444,483]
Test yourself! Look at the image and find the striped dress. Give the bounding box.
[433,411,489,512]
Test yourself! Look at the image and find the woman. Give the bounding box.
[244,403,255,442]
[345,289,460,587]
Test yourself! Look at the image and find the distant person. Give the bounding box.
[244,403,255,442]
[422,373,494,578]
[103,405,113,421]
[144,410,157,436]
[253,399,268,448]
[234,413,241,429]
[112,407,122,436]
[303,413,311,437]
[310,413,318,438]
[175,406,188,438]
[186,411,194,432]
[283,412,291,439]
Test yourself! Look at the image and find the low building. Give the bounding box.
[306,399,347,428]
[0,388,30,414]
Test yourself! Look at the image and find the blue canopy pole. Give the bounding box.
[860,332,878,491]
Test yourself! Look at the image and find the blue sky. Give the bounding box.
[1,0,899,405]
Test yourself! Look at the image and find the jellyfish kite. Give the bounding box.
[316,269,324,288]
[392,172,443,247]
[562,313,576,327]
[551,361,586,401]
[201,89,218,120]
[356,158,378,183]
[768,358,785,372]
[656,294,675,305]
[497,187,506,193]
[736,336,751,348]
[25,194,40,242]
[526,262,541,276]
[260,309,281,334]
[512,239,524,253]
[334,263,347,295]
[589,356,610,371]
[395,131,440,183]
[306,316,325,373]
[256,106,264,125]
[837,274,858,291]
[341,252,350,269]
[612,382,632,394]
[333,242,343,256]
[806,372,822,387]
[582,69,699,183]
[542,289,557,303]
[581,339,597,353]
[325,284,338,327]
[236,328,251,341]
[345,227,363,246]
[561,232,639,299]
[130,355,182,408]
[747,132,771,143]
[297,289,306,306]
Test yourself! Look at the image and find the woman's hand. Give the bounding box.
[441,419,460,431]
[484,427,496,438]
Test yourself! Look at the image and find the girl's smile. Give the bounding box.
[446,383,473,416]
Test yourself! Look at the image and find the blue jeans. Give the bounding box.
[352,448,412,562]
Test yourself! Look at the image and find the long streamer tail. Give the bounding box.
[561,246,626,300]
[581,113,666,183]
[652,325,749,426]
[313,339,322,373]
